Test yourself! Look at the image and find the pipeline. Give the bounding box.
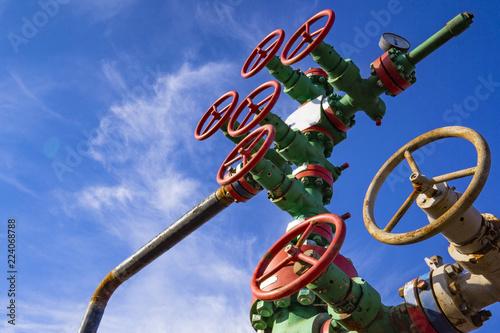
[78,186,235,333]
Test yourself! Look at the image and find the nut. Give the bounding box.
[274,296,291,308]
[256,300,273,318]
[297,288,316,306]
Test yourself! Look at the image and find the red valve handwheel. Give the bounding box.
[227,80,281,137]
[194,91,239,141]
[251,214,346,301]
[217,124,276,186]
[281,9,335,66]
[242,29,285,79]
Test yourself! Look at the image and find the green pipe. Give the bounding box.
[304,259,414,332]
[407,12,474,65]
[250,158,328,219]
[311,42,387,121]
[259,112,339,176]
[266,56,325,104]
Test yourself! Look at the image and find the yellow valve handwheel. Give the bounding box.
[363,126,490,245]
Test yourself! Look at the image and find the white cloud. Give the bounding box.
[52,58,261,332]
[78,185,133,210]
[101,60,128,94]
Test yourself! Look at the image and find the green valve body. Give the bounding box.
[210,9,475,333]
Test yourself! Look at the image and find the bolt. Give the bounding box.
[274,296,291,308]
[297,288,316,306]
[300,177,309,185]
[460,303,471,315]
[341,212,351,220]
[315,178,323,186]
[430,255,444,268]
[252,314,267,330]
[256,300,274,317]
[417,280,428,290]
[377,80,384,87]
[471,310,490,326]
[396,65,404,72]
[411,77,417,84]
[449,282,461,295]
[452,262,464,273]
[398,286,405,298]
[479,310,492,321]
[390,54,398,61]
[371,67,376,75]
[445,265,457,278]
[285,244,296,256]
[317,133,325,140]
[325,188,333,196]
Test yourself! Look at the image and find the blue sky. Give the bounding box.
[1,0,500,332]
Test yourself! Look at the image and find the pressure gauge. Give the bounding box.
[379,33,411,53]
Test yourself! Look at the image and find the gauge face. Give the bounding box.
[379,33,411,53]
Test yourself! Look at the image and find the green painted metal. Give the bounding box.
[266,56,325,104]
[80,8,477,333]
[312,42,386,122]
[212,10,474,333]
[407,12,473,65]
[307,260,414,332]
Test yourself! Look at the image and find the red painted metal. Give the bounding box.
[242,29,285,78]
[217,125,276,186]
[295,164,334,187]
[373,56,404,95]
[380,52,412,90]
[304,67,328,78]
[251,214,346,301]
[405,278,438,333]
[194,91,239,140]
[323,105,351,132]
[228,80,281,137]
[320,319,332,333]
[281,9,335,65]
[301,126,334,144]
[238,176,261,195]
[226,183,248,203]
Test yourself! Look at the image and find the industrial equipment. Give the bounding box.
[79,9,499,333]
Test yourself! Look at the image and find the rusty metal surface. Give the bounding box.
[432,265,479,332]
[78,187,234,332]
[363,126,491,245]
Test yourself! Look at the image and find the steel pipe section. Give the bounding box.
[78,187,234,333]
